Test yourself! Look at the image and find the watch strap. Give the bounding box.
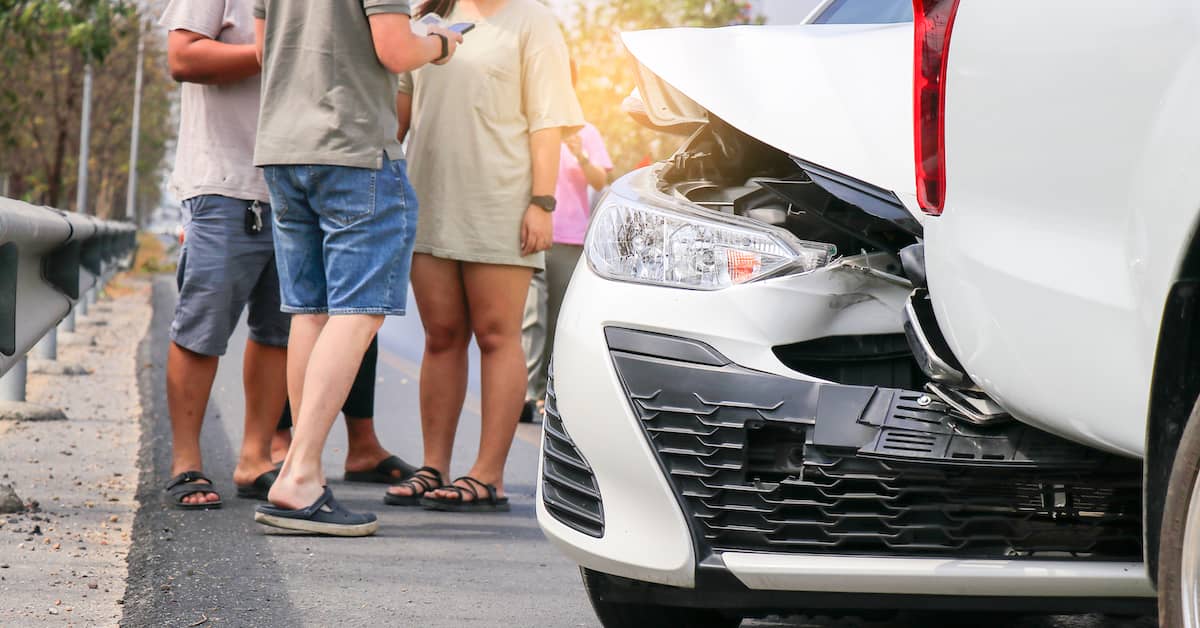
[429,32,449,62]
[531,195,557,212]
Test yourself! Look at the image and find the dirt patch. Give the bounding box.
[0,274,151,626]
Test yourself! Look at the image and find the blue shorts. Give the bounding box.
[172,195,290,356]
[264,156,419,316]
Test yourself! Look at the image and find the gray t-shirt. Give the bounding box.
[160,0,269,203]
[252,0,410,169]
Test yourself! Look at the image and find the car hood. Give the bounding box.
[622,23,916,208]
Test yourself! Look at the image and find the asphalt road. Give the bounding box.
[120,276,1157,627]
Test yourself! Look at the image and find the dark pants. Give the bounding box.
[277,336,378,429]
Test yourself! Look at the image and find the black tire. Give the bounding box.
[581,568,741,628]
[1158,395,1200,627]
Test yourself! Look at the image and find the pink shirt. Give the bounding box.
[554,123,613,245]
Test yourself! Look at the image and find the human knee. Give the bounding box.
[292,313,329,332]
[424,320,470,354]
[472,320,518,355]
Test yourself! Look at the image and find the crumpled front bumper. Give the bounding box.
[536,257,1154,606]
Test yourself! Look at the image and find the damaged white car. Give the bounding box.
[536,1,1158,626]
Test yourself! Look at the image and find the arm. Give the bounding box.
[565,134,608,191]
[367,14,460,74]
[581,161,608,191]
[255,18,265,66]
[396,90,413,143]
[520,126,562,255]
[167,29,259,84]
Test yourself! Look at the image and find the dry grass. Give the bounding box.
[132,231,176,275]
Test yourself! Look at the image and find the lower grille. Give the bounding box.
[608,331,1143,560]
[541,372,605,537]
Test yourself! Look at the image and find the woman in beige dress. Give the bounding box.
[385,0,583,511]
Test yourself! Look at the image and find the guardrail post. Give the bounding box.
[59,310,76,333]
[34,329,56,360]
[0,357,26,402]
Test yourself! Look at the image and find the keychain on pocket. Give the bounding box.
[245,201,264,235]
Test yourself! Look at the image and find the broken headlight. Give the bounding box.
[584,167,836,291]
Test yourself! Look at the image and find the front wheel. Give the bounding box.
[580,568,741,628]
[1158,396,1200,627]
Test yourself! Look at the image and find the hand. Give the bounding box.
[564,134,584,159]
[427,25,463,65]
[520,204,553,256]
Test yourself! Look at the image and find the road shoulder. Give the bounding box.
[0,275,151,624]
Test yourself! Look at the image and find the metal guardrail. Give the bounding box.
[0,197,138,400]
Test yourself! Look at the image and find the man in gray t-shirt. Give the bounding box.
[250,0,460,536]
[159,0,289,510]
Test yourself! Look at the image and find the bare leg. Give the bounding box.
[233,339,288,486]
[342,339,396,475]
[429,263,533,502]
[343,416,393,473]
[166,342,221,505]
[268,314,383,509]
[386,254,471,499]
[270,427,291,465]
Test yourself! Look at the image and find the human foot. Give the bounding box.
[422,475,509,512]
[344,453,418,484]
[267,470,327,511]
[255,487,378,537]
[383,467,444,506]
[233,458,280,488]
[165,471,222,509]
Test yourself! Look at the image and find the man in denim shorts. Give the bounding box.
[250,0,460,535]
[160,0,289,509]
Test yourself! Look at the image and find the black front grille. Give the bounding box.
[609,336,1143,560]
[541,372,605,538]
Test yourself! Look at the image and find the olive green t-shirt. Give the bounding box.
[252,0,409,168]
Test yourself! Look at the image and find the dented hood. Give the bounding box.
[622,23,916,206]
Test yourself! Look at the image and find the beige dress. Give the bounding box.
[399,0,584,269]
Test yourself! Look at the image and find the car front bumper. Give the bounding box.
[536,259,1154,608]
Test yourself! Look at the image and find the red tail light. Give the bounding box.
[913,0,960,215]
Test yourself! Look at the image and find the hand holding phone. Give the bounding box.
[449,22,476,35]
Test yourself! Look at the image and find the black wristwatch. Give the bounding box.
[429,32,449,63]
[531,195,557,212]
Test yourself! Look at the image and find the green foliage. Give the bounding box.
[566,0,761,174]
[0,0,132,61]
[0,5,174,221]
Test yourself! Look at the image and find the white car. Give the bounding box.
[536,0,1178,625]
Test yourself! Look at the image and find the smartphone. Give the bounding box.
[449,22,476,35]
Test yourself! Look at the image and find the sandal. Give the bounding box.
[344,455,418,484]
[420,475,510,513]
[254,487,378,537]
[383,467,443,506]
[165,471,222,510]
[236,468,279,501]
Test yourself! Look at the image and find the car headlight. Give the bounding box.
[584,168,836,291]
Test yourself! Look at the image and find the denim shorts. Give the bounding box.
[172,195,290,356]
[264,156,419,315]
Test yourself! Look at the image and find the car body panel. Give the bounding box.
[926,0,1200,456]
[537,169,915,586]
[621,23,918,211]
[723,553,1153,598]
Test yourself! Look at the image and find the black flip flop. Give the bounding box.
[420,475,510,513]
[343,455,418,484]
[254,487,378,537]
[236,468,279,501]
[383,466,443,506]
[165,471,222,510]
